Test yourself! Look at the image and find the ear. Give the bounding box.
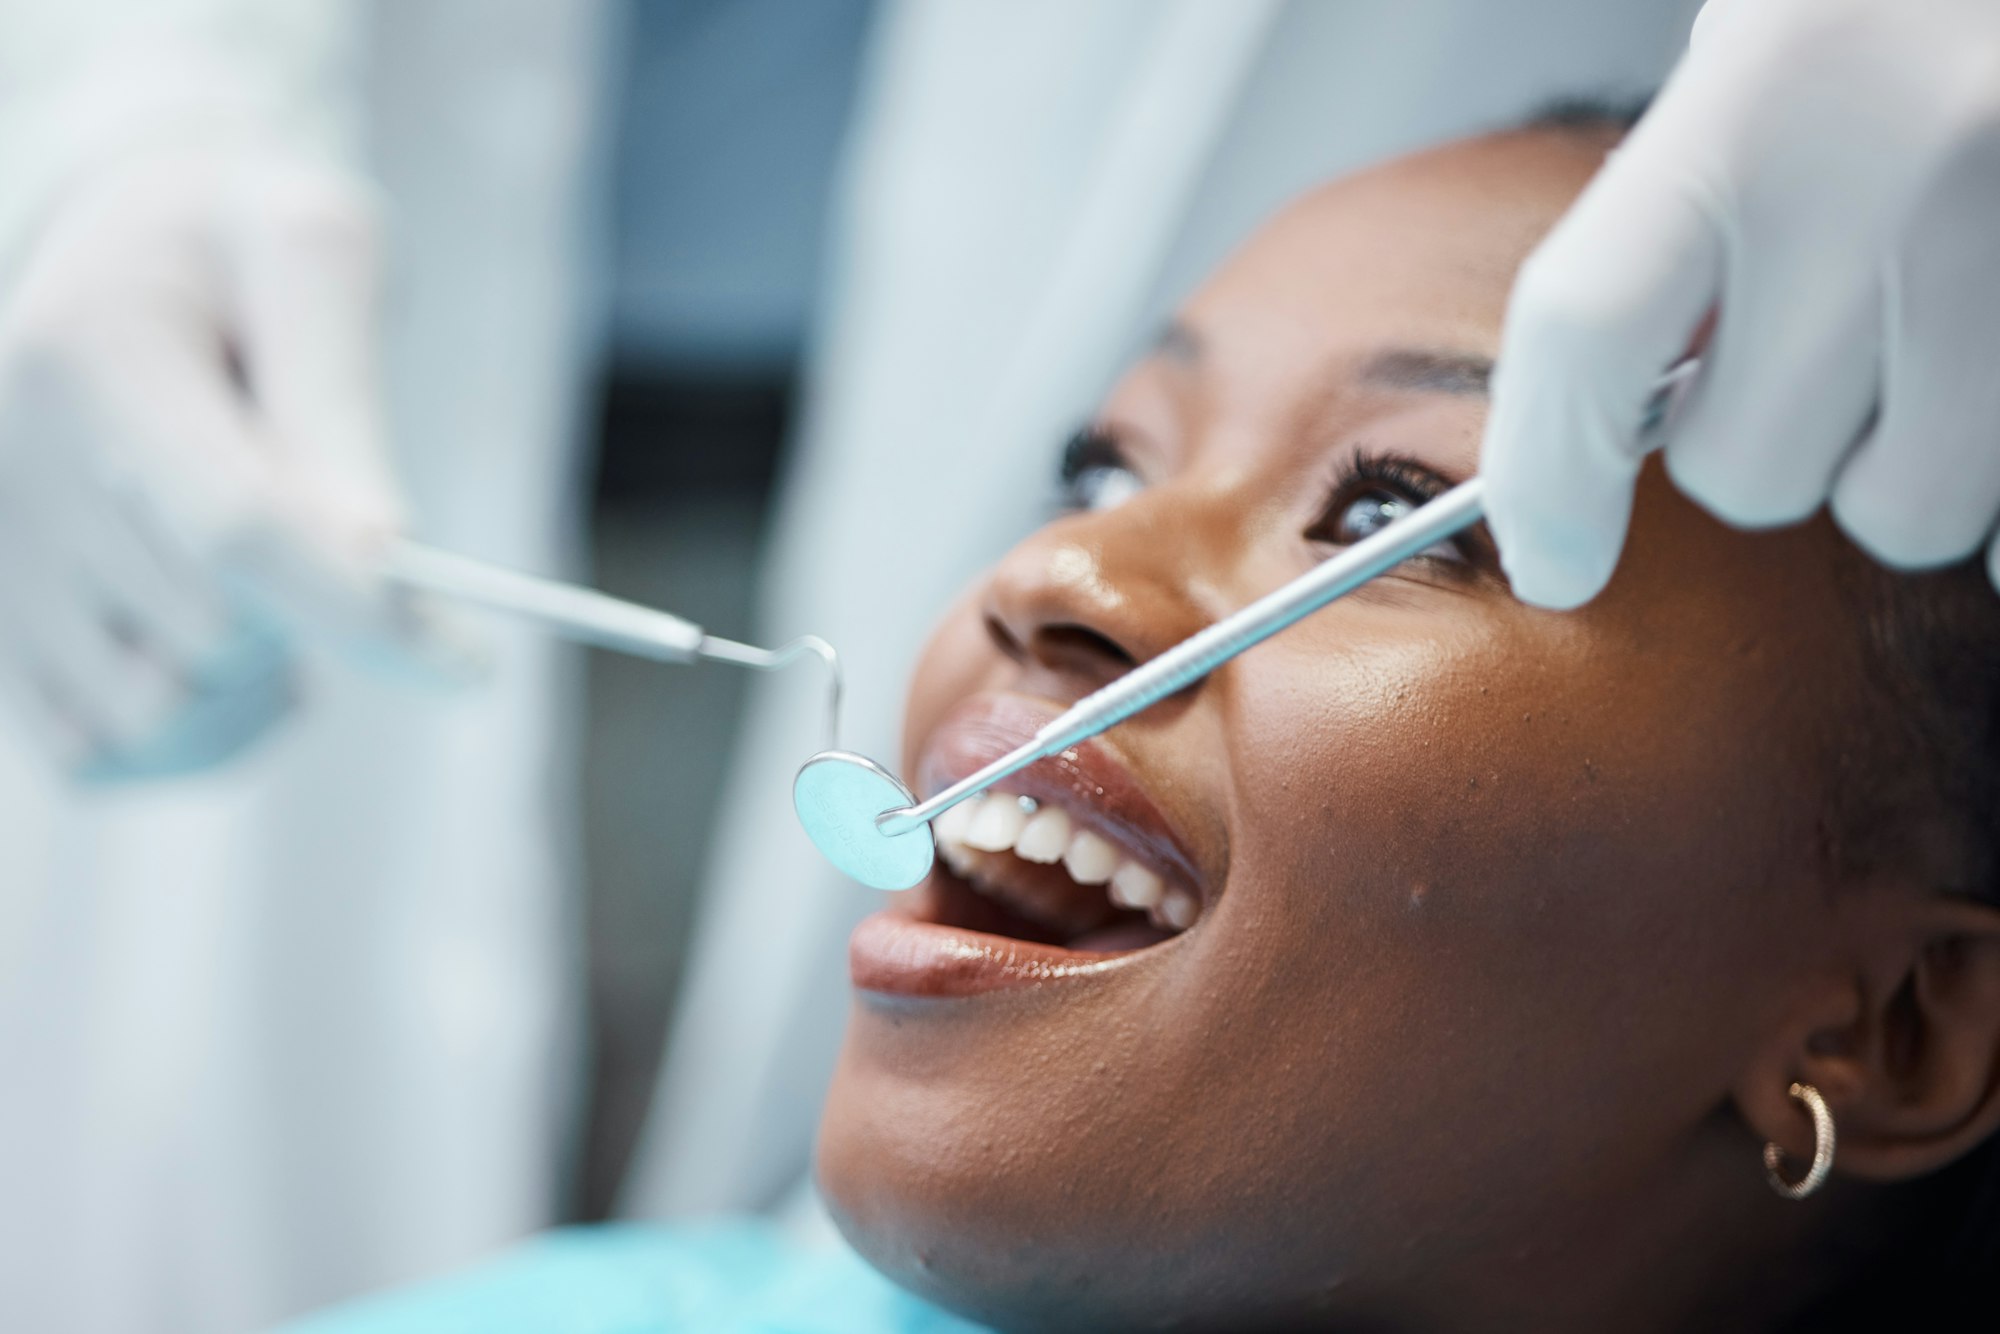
[1733,893,2000,1184]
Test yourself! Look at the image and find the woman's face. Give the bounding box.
[818,131,1870,1330]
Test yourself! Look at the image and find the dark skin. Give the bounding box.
[815,128,2000,1332]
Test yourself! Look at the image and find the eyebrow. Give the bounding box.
[1357,348,1492,396]
[1152,325,1490,398]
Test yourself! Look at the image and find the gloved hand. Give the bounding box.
[1483,0,2000,608]
[0,143,457,777]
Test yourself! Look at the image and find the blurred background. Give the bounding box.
[576,0,873,1224]
[0,1,1701,1328]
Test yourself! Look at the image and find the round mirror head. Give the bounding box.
[793,750,934,890]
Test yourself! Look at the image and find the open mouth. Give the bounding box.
[850,693,1208,999]
[925,788,1199,951]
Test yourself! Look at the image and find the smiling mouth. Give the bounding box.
[849,694,1207,999]
[927,789,1199,950]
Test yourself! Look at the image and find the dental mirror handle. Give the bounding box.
[383,540,708,662]
[874,477,1487,838]
[382,540,845,747]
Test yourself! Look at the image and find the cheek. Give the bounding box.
[900,591,996,776]
[1208,616,1825,1189]
[828,557,1846,1309]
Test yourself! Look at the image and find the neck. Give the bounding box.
[1405,1109,1844,1334]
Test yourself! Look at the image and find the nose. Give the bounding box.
[980,503,1217,699]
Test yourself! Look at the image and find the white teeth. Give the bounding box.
[1014,806,1073,863]
[1061,829,1119,885]
[965,793,1029,852]
[930,788,1200,934]
[1108,861,1163,910]
[1154,890,1197,931]
[933,799,976,848]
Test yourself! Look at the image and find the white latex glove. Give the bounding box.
[0,144,453,777]
[1483,0,2000,608]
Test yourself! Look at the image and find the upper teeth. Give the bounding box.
[932,790,1198,933]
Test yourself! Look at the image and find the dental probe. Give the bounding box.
[791,359,1703,891]
[384,541,842,749]
[791,481,1484,891]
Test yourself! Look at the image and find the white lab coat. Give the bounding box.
[0,2,609,1329]
[625,0,1707,1221]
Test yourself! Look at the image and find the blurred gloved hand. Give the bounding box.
[1483,0,2000,608]
[0,144,459,777]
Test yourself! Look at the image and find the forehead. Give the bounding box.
[1161,131,1608,415]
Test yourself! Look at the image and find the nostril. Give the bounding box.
[984,613,1028,664]
[1029,623,1136,683]
[985,614,1135,685]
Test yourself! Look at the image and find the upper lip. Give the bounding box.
[915,692,1212,904]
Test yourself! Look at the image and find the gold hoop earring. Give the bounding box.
[1763,1082,1835,1200]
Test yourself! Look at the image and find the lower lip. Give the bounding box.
[849,910,1138,999]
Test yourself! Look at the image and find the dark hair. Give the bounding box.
[1821,561,2000,1320]
[1520,95,2000,1325]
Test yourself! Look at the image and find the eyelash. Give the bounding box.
[1055,425,1140,513]
[1305,450,1474,566]
[1332,450,1447,509]
[1056,430,1472,565]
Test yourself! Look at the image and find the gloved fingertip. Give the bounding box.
[349,586,494,689]
[1497,540,1612,611]
[218,506,412,653]
[325,480,410,541]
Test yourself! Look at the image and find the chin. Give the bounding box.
[816,1042,1356,1334]
[817,1048,1140,1332]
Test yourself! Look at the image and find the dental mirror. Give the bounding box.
[794,750,935,890]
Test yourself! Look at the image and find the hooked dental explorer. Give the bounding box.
[792,360,1702,891]
[383,541,842,749]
